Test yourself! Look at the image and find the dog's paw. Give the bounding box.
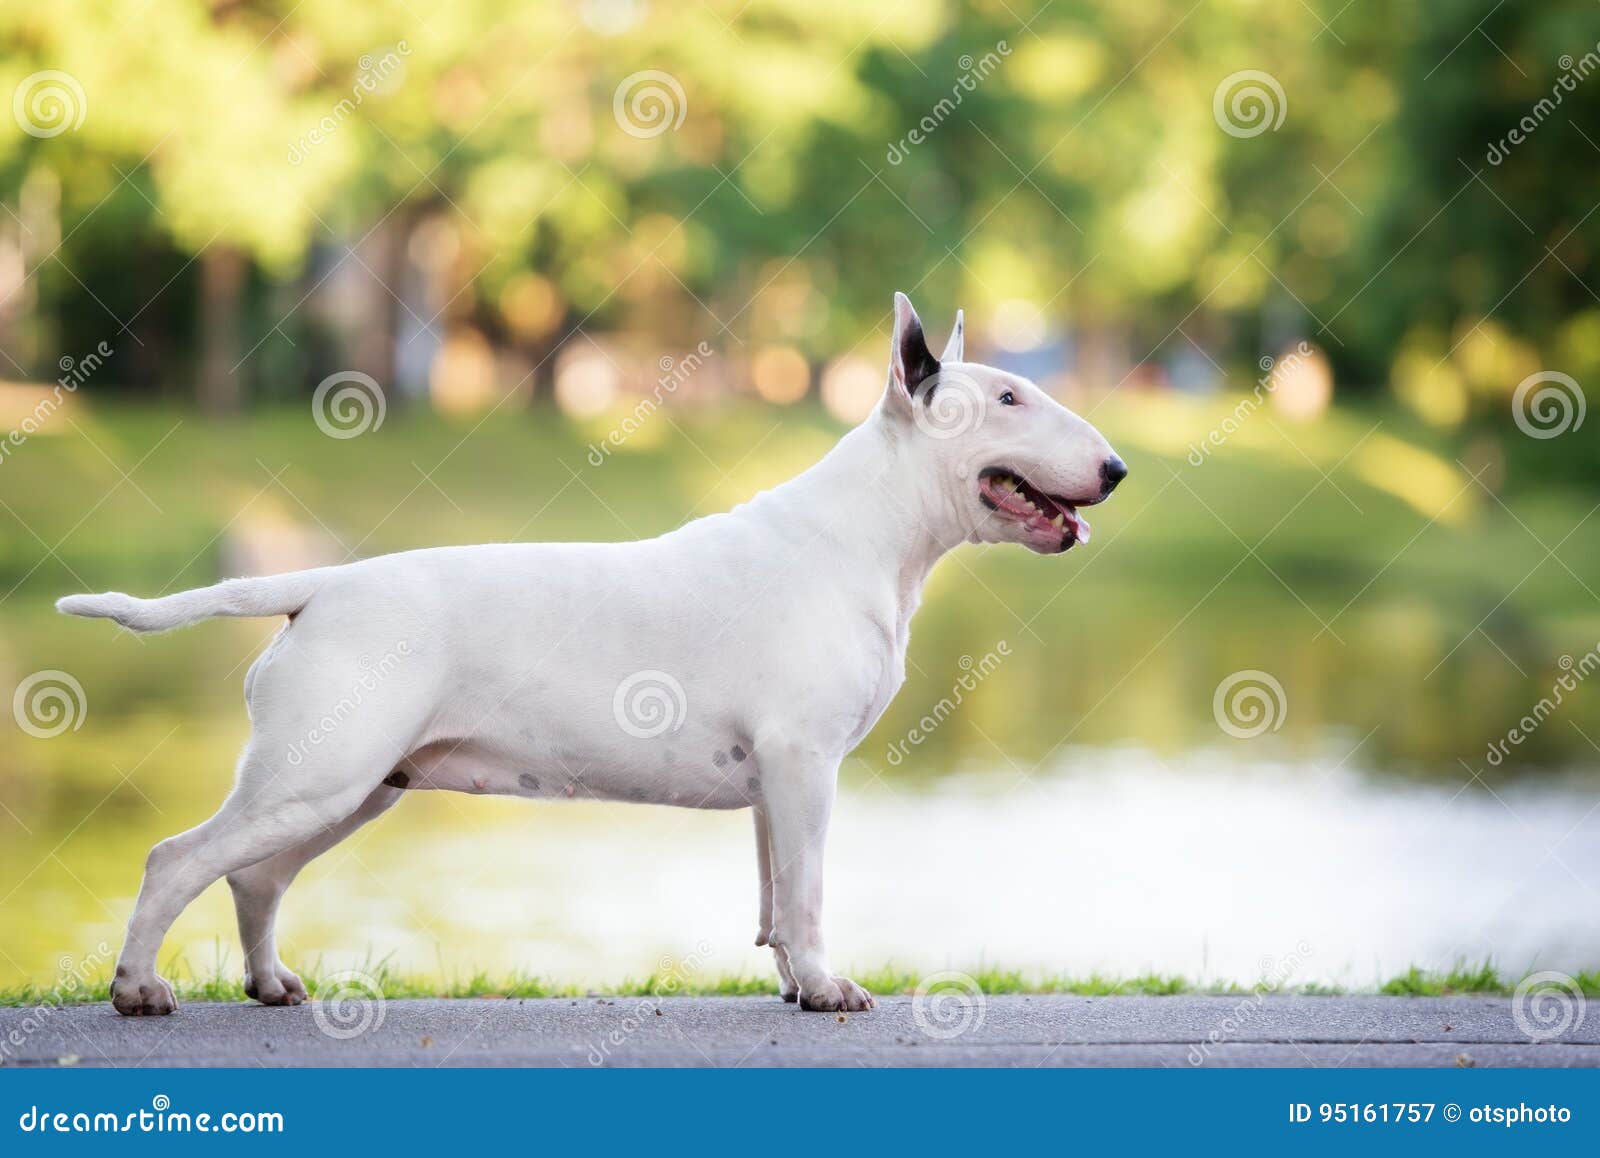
[798,976,874,1013]
[111,974,177,1017]
[244,964,308,1006]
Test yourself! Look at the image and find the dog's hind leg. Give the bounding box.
[751,806,798,1001]
[110,734,406,1016]
[227,782,404,1006]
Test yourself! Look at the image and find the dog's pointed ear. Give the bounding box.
[889,291,940,403]
[940,309,964,362]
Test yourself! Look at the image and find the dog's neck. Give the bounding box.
[748,405,965,610]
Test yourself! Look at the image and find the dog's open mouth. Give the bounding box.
[978,466,1096,552]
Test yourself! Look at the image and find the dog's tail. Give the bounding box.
[56,569,334,634]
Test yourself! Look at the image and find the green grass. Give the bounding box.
[6,961,1598,1008]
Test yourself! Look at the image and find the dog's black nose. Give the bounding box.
[1100,455,1128,492]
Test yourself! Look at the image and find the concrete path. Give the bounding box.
[3,996,1596,1067]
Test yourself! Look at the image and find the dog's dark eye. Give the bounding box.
[998,390,1016,406]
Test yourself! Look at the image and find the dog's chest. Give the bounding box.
[841,604,911,751]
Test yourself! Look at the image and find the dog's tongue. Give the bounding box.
[1073,512,1091,544]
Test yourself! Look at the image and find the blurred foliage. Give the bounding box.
[1,0,1597,447]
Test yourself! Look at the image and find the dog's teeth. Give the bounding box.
[998,478,1017,492]
[1050,513,1065,530]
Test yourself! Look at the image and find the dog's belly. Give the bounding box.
[350,533,893,811]
[388,732,757,810]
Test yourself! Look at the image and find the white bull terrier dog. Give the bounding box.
[59,292,1126,1017]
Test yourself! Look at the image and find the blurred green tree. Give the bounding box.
[0,0,1590,450]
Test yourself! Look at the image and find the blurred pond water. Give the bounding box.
[5,735,1598,988]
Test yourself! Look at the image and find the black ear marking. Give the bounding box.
[893,293,942,403]
[899,318,941,401]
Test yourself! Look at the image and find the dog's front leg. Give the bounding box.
[752,806,799,1001]
[760,745,873,1013]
